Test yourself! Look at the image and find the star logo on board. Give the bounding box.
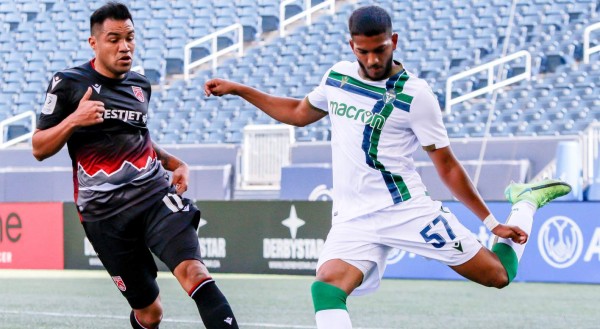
[281,205,305,239]
[383,88,397,104]
[340,76,349,88]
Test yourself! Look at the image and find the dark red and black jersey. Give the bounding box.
[38,59,169,221]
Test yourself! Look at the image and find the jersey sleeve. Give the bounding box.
[409,86,450,150]
[37,73,76,130]
[306,69,331,112]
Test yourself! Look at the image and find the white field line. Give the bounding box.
[0,310,393,329]
[0,270,312,280]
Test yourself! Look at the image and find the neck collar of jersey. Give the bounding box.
[89,58,129,83]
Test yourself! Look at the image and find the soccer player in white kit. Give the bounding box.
[204,5,571,328]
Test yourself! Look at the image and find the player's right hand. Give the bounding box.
[492,223,528,244]
[72,87,105,127]
[204,78,240,97]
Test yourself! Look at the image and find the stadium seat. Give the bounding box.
[165,48,184,75]
[5,124,30,141]
[260,5,279,32]
[0,0,598,146]
[141,58,163,85]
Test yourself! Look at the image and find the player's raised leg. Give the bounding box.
[452,179,571,286]
[492,178,572,281]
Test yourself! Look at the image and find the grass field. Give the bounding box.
[0,270,598,329]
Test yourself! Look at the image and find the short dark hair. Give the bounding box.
[90,1,134,35]
[348,5,392,37]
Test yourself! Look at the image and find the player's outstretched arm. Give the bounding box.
[427,146,528,243]
[204,78,326,127]
[152,141,188,195]
[33,87,105,161]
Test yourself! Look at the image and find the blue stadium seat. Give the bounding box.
[224,131,243,143]
[143,59,163,85]
[540,53,568,73]
[260,5,279,32]
[165,48,184,75]
[204,131,225,143]
[0,0,597,145]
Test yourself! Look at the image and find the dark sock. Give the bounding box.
[130,310,157,329]
[189,278,239,329]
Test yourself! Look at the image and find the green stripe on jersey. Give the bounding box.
[328,70,386,94]
[363,70,412,202]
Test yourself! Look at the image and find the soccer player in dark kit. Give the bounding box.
[32,2,239,328]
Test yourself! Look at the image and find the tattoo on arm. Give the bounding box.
[153,142,182,171]
[422,144,437,152]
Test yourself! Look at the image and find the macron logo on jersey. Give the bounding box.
[92,84,102,94]
[329,100,386,130]
[51,76,62,91]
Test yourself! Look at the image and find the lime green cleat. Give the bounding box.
[504,179,572,208]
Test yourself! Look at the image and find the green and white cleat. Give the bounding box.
[504,179,572,208]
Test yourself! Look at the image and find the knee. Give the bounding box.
[174,259,210,292]
[315,260,364,294]
[315,263,351,285]
[315,267,337,283]
[486,269,510,289]
[134,304,163,329]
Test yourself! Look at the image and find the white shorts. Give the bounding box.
[316,195,482,296]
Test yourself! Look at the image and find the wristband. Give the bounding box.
[483,214,500,231]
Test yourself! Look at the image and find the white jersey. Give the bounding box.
[307,61,450,223]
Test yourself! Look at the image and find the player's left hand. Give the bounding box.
[204,78,242,97]
[171,163,189,195]
[492,224,528,244]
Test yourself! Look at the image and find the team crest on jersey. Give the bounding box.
[383,89,396,104]
[111,276,127,291]
[339,76,349,87]
[132,86,145,102]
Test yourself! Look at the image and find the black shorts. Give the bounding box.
[82,190,202,309]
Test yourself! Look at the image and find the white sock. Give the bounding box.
[496,201,537,261]
[315,309,353,329]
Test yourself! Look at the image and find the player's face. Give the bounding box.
[350,32,397,81]
[89,18,135,79]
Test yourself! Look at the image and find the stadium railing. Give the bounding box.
[582,122,600,186]
[279,0,335,37]
[583,21,600,64]
[184,23,243,80]
[241,124,295,188]
[444,50,532,113]
[0,111,35,149]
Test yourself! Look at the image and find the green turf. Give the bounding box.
[0,270,598,329]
